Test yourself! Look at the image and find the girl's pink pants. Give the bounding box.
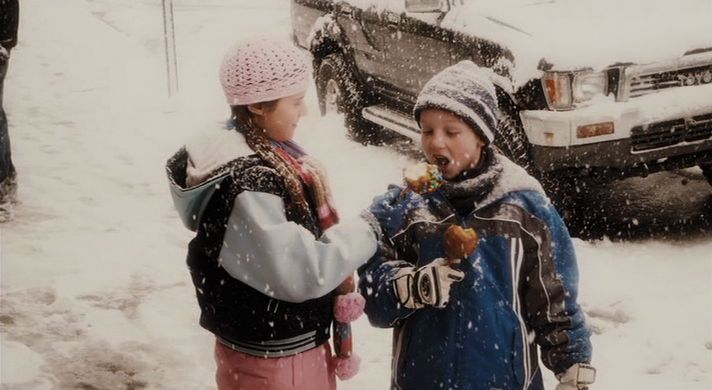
[214,340,337,390]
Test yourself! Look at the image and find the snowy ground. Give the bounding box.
[1,0,711,389]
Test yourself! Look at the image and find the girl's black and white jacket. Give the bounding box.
[166,128,377,357]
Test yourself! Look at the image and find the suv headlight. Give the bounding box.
[572,71,608,103]
[542,70,608,110]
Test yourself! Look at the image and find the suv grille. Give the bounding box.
[631,113,712,152]
[628,65,712,98]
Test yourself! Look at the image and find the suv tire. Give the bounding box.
[493,90,537,174]
[494,110,535,174]
[540,173,591,232]
[494,99,590,233]
[315,54,378,143]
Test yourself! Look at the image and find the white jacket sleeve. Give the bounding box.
[219,190,377,303]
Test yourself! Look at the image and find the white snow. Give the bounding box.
[1,341,46,385]
[1,0,711,389]
[442,0,712,86]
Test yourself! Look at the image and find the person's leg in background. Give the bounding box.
[0,0,19,223]
[0,51,17,222]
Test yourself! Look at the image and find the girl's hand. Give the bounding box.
[367,185,422,237]
[336,275,355,295]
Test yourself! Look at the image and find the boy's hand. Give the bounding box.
[392,258,464,309]
[367,185,421,237]
[555,363,596,390]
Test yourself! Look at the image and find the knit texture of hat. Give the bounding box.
[220,37,309,106]
[414,60,499,144]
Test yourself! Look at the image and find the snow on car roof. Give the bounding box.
[341,0,712,86]
[442,0,712,86]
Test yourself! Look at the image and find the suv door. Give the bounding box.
[381,10,456,104]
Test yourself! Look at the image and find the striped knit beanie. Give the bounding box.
[414,60,499,144]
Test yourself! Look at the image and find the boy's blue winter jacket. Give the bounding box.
[359,152,592,390]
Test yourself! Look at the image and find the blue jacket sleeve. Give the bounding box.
[358,187,424,328]
[357,241,418,328]
[514,191,593,375]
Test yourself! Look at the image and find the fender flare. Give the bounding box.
[307,14,360,79]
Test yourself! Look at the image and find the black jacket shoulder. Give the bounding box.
[0,0,19,49]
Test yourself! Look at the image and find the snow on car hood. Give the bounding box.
[440,0,712,86]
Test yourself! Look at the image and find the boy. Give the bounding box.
[360,61,595,390]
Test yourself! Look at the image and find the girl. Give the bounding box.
[360,61,595,390]
[166,36,378,390]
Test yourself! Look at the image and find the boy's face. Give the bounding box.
[251,90,308,142]
[419,108,486,180]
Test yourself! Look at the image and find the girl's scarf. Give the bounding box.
[237,120,355,362]
[239,121,339,231]
[273,143,340,230]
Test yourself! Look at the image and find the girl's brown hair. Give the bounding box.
[230,100,279,125]
[229,101,312,222]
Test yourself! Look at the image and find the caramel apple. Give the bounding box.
[444,224,479,265]
[403,162,444,194]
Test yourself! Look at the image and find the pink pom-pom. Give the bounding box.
[334,354,361,380]
[334,292,365,323]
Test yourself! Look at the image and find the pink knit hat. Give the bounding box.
[219,36,310,106]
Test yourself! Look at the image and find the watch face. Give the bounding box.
[418,273,433,304]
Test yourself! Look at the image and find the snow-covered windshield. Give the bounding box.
[444,0,712,85]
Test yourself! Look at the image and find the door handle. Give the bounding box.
[385,12,400,28]
[340,4,354,17]
[386,12,400,29]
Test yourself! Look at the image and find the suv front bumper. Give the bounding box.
[530,138,712,177]
[519,83,712,175]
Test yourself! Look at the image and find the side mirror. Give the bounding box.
[405,0,448,13]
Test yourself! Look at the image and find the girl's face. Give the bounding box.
[250,91,308,141]
[419,108,486,180]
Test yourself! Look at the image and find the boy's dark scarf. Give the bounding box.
[440,147,500,216]
[239,120,339,232]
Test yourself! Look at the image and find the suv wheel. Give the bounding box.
[494,101,589,233]
[316,54,378,143]
[323,78,342,114]
[494,109,535,174]
[540,173,601,237]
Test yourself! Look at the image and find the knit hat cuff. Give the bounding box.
[412,61,500,145]
[227,77,309,106]
[414,97,496,144]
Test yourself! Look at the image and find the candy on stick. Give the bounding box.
[403,162,444,194]
[333,275,356,358]
[331,275,365,380]
[443,224,479,265]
